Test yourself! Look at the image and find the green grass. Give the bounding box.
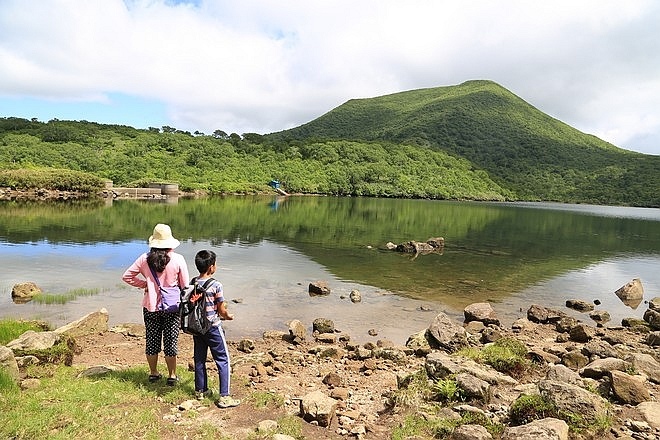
[0,318,48,345]
[31,288,101,305]
[0,368,18,393]
[458,337,529,375]
[248,390,285,409]
[0,364,224,439]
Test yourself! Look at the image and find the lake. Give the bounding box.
[1,195,659,344]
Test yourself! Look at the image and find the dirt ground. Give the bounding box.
[72,327,416,439]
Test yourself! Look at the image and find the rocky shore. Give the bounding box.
[2,293,660,439]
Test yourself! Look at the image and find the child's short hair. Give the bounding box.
[195,249,216,273]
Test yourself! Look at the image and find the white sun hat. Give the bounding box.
[148,223,181,249]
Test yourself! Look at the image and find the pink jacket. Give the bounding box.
[122,251,190,312]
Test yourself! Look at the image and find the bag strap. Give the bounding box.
[148,264,162,288]
[198,277,215,290]
[192,277,215,307]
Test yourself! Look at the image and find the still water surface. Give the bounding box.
[0,196,658,344]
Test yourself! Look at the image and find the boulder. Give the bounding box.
[426,312,469,352]
[288,319,307,343]
[308,281,330,296]
[565,299,594,312]
[450,423,493,440]
[545,364,583,386]
[527,305,567,324]
[579,357,629,379]
[405,329,432,356]
[0,345,19,381]
[392,237,444,254]
[11,282,42,303]
[7,330,60,351]
[568,324,595,343]
[614,278,644,308]
[455,373,491,401]
[625,353,660,384]
[649,296,660,311]
[349,289,361,303]
[588,310,610,324]
[299,390,338,427]
[312,318,335,334]
[536,380,609,425]
[609,370,650,405]
[501,417,569,440]
[54,309,109,338]
[635,401,660,429]
[463,302,500,326]
[643,308,660,330]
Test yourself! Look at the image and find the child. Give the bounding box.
[192,249,240,408]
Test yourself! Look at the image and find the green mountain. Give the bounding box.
[1,80,658,206]
[268,80,660,207]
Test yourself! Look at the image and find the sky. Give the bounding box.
[0,1,659,155]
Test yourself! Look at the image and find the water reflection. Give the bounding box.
[0,196,658,344]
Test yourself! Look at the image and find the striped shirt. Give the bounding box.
[195,277,224,326]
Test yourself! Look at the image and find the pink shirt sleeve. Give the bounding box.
[122,251,190,312]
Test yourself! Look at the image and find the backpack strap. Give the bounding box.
[198,277,215,290]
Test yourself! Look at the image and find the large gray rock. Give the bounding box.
[643,308,660,330]
[425,352,517,386]
[568,324,595,343]
[405,329,432,356]
[455,373,491,402]
[545,364,582,386]
[635,401,660,429]
[299,390,338,427]
[537,380,609,424]
[6,330,60,351]
[425,351,460,379]
[54,309,109,338]
[615,278,644,303]
[463,302,500,326]
[426,312,469,352]
[609,370,651,405]
[450,423,493,440]
[625,353,660,384]
[579,357,629,379]
[501,417,569,440]
[649,297,660,311]
[565,299,594,312]
[527,305,567,324]
[0,345,19,381]
[288,319,306,343]
[312,318,334,334]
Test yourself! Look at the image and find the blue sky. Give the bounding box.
[1,0,659,155]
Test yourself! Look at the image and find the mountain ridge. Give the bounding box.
[267,80,658,206]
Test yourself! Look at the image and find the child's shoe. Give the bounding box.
[215,395,240,408]
[195,390,213,400]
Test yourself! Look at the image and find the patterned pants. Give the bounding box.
[143,308,180,356]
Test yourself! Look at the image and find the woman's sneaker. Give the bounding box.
[215,395,240,408]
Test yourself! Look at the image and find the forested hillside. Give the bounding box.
[0,80,658,206]
[269,80,660,207]
[0,117,508,201]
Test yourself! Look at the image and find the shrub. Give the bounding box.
[509,394,558,425]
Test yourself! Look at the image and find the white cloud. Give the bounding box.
[0,0,659,154]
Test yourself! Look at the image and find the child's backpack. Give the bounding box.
[179,277,214,336]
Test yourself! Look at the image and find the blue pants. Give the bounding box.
[193,325,231,396]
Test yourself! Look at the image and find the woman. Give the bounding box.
[122,223,190,385]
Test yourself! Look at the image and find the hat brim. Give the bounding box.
[148,237,181,249]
